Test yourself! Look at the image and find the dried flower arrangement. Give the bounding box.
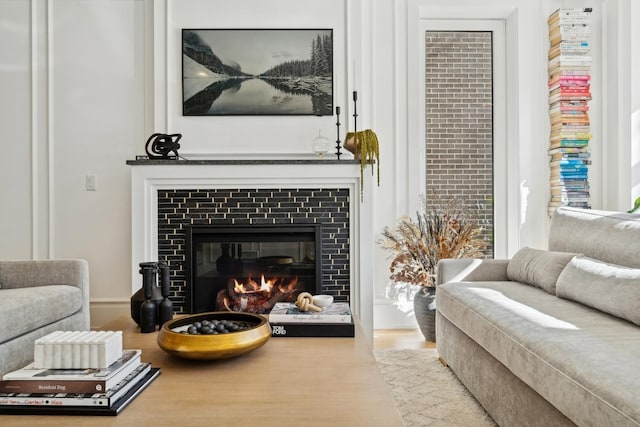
[379,195,487,287]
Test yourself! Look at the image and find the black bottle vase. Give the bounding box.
[139,262,158,333]
[158,262,174,326]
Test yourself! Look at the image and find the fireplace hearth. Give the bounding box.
[186,224,322,313]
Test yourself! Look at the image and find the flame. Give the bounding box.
[233,274,298,296]
[221,274,301,313]
[278,276,298,293]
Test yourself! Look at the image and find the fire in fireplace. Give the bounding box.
[217,273,300,313]
[185,224,322,314]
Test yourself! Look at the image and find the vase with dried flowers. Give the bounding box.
[378,195,487,341]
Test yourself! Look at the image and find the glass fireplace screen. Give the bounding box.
[185,224,322,313]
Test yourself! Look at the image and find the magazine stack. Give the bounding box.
[548,8,593,216]
[0,331,159,416]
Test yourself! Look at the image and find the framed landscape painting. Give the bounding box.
[182,29,333,116]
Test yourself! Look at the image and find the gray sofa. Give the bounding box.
[436,207,640,427]
[0,260,90,376]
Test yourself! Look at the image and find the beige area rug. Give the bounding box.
[373,349,497,427]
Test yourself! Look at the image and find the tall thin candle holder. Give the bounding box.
[352,91,358,134]
[335,106,342,159]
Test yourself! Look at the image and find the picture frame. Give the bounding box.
[182,29,333,116]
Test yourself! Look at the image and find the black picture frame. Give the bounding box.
[182,28,334,116]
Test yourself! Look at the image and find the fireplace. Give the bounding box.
[154,187,351,315]
[185,224,322,313]
[129,161,372,336]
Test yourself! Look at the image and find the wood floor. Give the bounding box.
[373,328,436,350]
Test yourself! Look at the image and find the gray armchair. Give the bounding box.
[0,260,90,375]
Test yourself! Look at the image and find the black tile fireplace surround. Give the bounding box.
[157,188,350,314]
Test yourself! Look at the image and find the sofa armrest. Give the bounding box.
[437,258,510,284]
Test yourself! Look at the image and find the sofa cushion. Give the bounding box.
[556,256,640,326]
[506,247,576,294]
[549,207,640,268]
[0,285,84,344]
[437,281,640,427]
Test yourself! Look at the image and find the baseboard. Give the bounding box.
[374,300,418,329]
[90,300,130,329]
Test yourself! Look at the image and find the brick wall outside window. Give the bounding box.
[425,31,494,256]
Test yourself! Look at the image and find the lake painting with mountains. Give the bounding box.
[182,29,333,116]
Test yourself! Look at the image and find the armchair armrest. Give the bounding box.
[0,260,90,317]
[0,260,89,290]
[0,259,89,329]
[437,258,509,284]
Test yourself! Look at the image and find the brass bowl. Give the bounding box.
[157,312,271,360]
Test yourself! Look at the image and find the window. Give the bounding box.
[421,21,506,257]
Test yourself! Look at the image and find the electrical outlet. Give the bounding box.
[86,174,97,191]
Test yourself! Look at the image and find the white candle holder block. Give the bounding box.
[33,330,123,369]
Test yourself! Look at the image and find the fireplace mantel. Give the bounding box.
[128,160,374,328]
[126,159,361,166]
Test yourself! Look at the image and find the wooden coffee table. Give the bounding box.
[1,316,403,426]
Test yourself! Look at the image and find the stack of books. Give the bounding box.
[0,333,159,415]
[268,302,354,337]
[548,8,593,216]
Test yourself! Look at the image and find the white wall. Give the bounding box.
[0,0,636,329]
[50,0,145,305]
[1,1,34,260]
[157,0,348,158]
[0,0,145,321]
[632,0,640,204]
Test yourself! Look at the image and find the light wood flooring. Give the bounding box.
[373,328,436,350]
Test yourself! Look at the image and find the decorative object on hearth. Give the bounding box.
[343,91,380,199]
[311,294,334,308]
[157,311,271,360]
[131,261,174,331]
[144,133,182,159]
[311,129,332,159]
[139,262,158,333]
[295,292,322,312]
[335,106,343,159]
[378,195,487,341]
[158,262,174,326]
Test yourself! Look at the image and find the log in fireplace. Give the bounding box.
[185,224,322,314]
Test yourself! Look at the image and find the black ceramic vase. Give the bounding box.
[413,286,437,342]
[131,262,163,330]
